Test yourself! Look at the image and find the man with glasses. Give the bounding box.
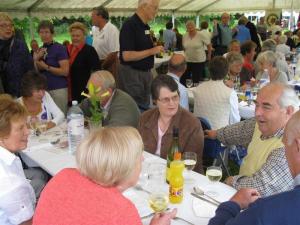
[118,0,164,111]
[138,75,204,173]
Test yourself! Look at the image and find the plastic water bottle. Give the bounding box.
[67,100,84,154]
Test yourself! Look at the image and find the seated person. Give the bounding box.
[206,83,299,197]
[80,70,140,128]
[223,39,241,58]
[276,35,291,57]
[255,51,288,84]
[18,70,65,130]
[239,40,257,86]
[138,75,204,172]
[224,52,244,89]
[193,56,240,129]
[167,53,189,110]
[33,127,176,225]
[208,110,300,225]
[0,95,36,224]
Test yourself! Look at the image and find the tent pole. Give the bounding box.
[172,11,175,27]
[196,15,200,28]
[290,0,294,30]
[28,12,34,40]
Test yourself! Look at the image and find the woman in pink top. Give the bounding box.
[33,127,176,225]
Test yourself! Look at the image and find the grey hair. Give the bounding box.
[226,52,244,66]
[138,0,151,6]
[261,39,276,52]
[186,20,195,27]
[256,51,277,67]
[278,35,287,44]
[278,84,300,110]
[91,70,116,90]
[168,54,186,73]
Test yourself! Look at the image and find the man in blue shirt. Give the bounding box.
[163,21,176,50]
[166,54,189,110]
[208,110,300,225]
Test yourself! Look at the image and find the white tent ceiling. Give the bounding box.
[0,0,299,18]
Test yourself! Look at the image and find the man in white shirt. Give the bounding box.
[167,54,189,110]
[91,6,119,75]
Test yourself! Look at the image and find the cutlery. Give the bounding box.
[191,192,219,206]
[193,187,221,204]
[134,184,151,194]
[174,216,195,225]
[50,138,60,145]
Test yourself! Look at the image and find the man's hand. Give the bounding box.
[151,45,164,55]
[204,130,217,139]
[230,188,260,209]
[225,176,234,186]
[150,208,177,225]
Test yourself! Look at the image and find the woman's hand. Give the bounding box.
[149,209,177,225]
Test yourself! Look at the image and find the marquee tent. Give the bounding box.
[0,0,299,18]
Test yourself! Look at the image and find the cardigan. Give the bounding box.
[138,107,204,173]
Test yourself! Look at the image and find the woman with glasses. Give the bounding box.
[0,13,33,97]
[138,75,204,172]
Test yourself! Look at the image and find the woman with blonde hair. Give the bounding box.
[0,94,35,225]
[33,126,176,225]
[67,22,100,103]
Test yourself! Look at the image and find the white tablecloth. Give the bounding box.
[21,126,236,225]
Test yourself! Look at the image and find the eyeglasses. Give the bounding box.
[157,95,179,104]
[0,23,13,29]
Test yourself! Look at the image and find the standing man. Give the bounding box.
[118,0,164,110]
[213,12,234,56]
[163,21,176,50]
[91,6,119,78]
[167,54,189,110]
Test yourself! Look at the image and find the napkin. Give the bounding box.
[192,197,217,218]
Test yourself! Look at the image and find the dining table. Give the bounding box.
[20,123,237,225]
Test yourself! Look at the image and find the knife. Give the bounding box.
[191,192,220,206]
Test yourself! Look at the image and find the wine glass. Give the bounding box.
[28,116,40,136]
[186,79,193,88]
[205,166,222,197]
[148,192,169,213]
[183,152,197,183]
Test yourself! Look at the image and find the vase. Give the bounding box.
[87,118,102,131]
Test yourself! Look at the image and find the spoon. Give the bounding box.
[193,187,221,204]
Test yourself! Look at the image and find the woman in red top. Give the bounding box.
[33,127,176,225]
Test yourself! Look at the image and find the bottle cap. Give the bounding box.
[174,152,181,160]
[72,100,78,106]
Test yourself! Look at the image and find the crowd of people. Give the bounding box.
[1,0,300,224]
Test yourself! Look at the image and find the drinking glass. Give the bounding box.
[147,163,169,213]
[183,152,197,183]
[205,166,222,197]
[186,79,193,88]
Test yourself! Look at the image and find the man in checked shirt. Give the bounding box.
[206,82,300,197]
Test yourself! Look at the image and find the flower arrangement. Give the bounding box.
[81,83,109,126]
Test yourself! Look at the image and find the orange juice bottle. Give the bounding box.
[169,160,184,204]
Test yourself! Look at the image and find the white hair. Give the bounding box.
[90,70,116,90]
[256,51,277,67]
[278,35,287,44]
[278,84,300,110]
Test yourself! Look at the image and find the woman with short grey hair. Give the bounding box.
[256,51,288,84]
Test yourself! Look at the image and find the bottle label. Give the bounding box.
[68,118,84,135]
[169,186,183,198]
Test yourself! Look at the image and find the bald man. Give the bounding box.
[167,53,189,110]
[118,0,164,110]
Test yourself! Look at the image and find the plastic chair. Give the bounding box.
[198,117,231,177]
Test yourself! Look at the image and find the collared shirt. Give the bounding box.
[92,22,120,60]
[293,173,300,187]
[167,72,189,110]
[213,23,233,47]
[119,13,154,71]
[260,127,284,140]
[0,146,35,225]
[102,90,115,120]
[163,29,176,50]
